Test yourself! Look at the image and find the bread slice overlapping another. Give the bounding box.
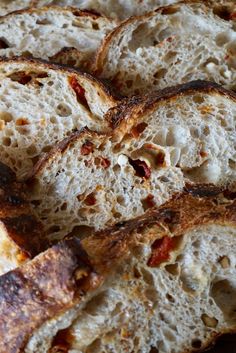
[0,6,116,70]
[28,80,236,242]
[1,187,236,353]
[0,57,119,178]
[94,1,236,95]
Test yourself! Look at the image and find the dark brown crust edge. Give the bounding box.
[0,237,103,353]
[105,80,236,129]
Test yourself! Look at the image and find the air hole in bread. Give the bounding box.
[165,263,179,276]
[201,313,218,328]
[85,338,102,353]
[0,37,9,49]
[149,347,159,353]
[159,5,180,15]
[2,137,11,147]
[49,328,73,353]
[26,145,38,157]
[67,225,94,239]
[191,339,202,349]
[145,288,159,302]
[47,225,61,234]
[153,68,168,80]
[92,22,100,30]
[192,95,205,104]
[36,18,53,25]
[56,103,72,117]
[84,291,107,315]
[215,32,231,46]
[229,159,236,170]
[129,158,151,179]
[42,145,52,153]
[213,5,233,21]
[166,293,175,303]
[211,279,236,323]
[133,266,141,278]
[0,112,13,123]
[140,268,155,286]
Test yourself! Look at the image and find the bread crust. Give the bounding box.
[105,80,236,129]
[0,162,44,258]
[0,237,103,353]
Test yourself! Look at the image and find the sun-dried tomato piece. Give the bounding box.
[148,236,175,267]
[142,194,156,210]
[130,122,148,138]
[81,141,94,156]
[69,76,89,109]
[129,158,151,179]
[100,157,110,169]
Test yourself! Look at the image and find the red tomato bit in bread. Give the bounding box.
[84,193,96,206]
[129,158,151,179]
[148,236,175,267]
[100,157,111,169]
[81,141,94,156]
[69,76,89,109]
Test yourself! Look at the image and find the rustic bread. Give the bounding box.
[0,57,118,178]
[0,161,43,276]
[94,2,236,95]
[0,236,103,353]
[0,6,116,70]
[28,81,236,241]
[3,188,236,353]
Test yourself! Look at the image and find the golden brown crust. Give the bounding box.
[0,162,44,258]
[105,80,236,129]
[0,237,103,353]
[0,56,120,103]
[82,185,236,270]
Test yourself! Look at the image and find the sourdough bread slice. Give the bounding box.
[0,236,103,353]
[6,188,235,353]
[28,81,236,241]
[94,2,236,95]
[0,57,118,178]
[0,161,43,275]
[0,6,116,70]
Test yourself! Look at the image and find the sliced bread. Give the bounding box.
[94,2,236,95]
[0,57,118,178]
[0,161,43,275]
[0,6,116,70]
[28,81,236,241]
[4,187,235,353]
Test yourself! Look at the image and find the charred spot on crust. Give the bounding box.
[129,158,151,179]
[184,183,223,198]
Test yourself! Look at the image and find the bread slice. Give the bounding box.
[0,6,116,70]
[0,161,43,276]
[28,81,236,241]
[94,2,236,95]
[4,187,235,353]
[34,1,236,21]
[0,236,103,353]
[0,57,118,178]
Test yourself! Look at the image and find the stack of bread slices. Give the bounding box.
[0,1,235,353]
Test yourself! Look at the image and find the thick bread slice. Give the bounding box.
[34,1,236,21]
[0,236,103,353]
[94,2,236,95]
[0,6,116,70]
[28,81,236,241]
[0,57,118,178]
[7,188,235,353]
[0,161,43,275]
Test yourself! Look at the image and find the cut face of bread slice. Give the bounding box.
[95,2,236,95]
[11,188,234,353]
[28,81,236,241]
[0,6,116,70]
[0,161,43,276]
[0,236,103,353]
[0,58,118,178]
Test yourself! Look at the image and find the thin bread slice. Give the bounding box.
[0,161,43,275]
[0,57,119,178]
[28,81,236,241]
[94,2,236,95]
[0,236,103,353]
[34,1,236,21]
[3,188,236,352]
[0,6,116,70]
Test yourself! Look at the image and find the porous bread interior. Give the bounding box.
[0,7,115,67]
[0,60,114,178]
[96,3,236,95]
[0,0,32,17]
[26,223,236,353]
[30,91,236,241]
[35,0,177,19]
